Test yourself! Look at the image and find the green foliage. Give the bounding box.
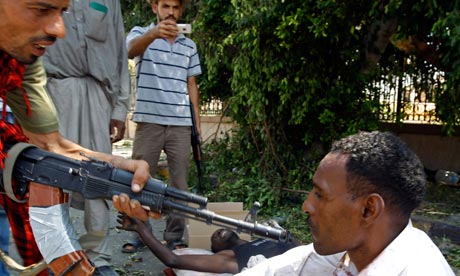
[190,132,284,213]
[284,207,312,243]
[190,0,460,189]
[414,183,460,271]
[432,8,460,133]
[188,132,314,242]
[188,1,384,215]
[447,246,460,270]
[121,1,460,134]
[120,1,151,30]
[123,0,460,244]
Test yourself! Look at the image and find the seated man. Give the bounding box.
[117,213,299,274]
[114,131,455,275]
[235,131,455,275]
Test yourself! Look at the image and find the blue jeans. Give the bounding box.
[0,207,10,275]
[0,107,13,275]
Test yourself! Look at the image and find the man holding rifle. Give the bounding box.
[0,0,150,274]
[126,0,202,250]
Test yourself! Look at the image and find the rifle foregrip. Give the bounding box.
[82,175,166,212]
[102,169,208,211]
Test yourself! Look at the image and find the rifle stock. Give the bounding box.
[190,102,203,190]
[1,143,292,242]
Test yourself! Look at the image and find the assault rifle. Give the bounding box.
[190,102,203,192]
[1,143,292,242]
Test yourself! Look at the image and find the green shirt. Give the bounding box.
[6,58,60,133]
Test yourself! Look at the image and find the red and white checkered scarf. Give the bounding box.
[0,51,47,275]
[0,50,30,168]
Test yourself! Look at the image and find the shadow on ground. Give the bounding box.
[8,205,168,276]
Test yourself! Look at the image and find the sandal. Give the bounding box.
[121,237,145,253]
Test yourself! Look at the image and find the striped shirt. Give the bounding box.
[127,23,202,126]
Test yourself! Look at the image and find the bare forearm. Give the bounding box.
[188,76,201,131]
[23,129,150,190]
[136,225,183,268]
[23,129,91,159]
[128,20,180,59]
[127,30,157,59]
[136,224,237,273]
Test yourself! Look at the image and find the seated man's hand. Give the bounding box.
[117,212,155,232]
[116,212,138,232]
[112,193,162,221]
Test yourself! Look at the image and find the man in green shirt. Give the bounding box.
[0,1,150,275]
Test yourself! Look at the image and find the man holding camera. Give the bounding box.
[125,0,201,251]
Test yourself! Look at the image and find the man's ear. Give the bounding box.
[152,2,158,14]
[361,193,384,224]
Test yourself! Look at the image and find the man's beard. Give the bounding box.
[15,52,38,64]
[8,48,38,65]
[13,35,57,64]
[160,15,177,21]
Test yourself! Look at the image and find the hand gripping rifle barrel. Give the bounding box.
[1,143,292,242]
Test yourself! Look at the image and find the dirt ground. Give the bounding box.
[8,205,169,276]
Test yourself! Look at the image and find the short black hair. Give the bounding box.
[210,229,240,253]
[331,131,426,217]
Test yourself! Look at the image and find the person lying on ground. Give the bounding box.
[117,213,299,274]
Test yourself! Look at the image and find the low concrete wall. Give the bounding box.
[124,113,236,145]
[381,123,460,172]
[200,115,236,143]
[399,133,460,172]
